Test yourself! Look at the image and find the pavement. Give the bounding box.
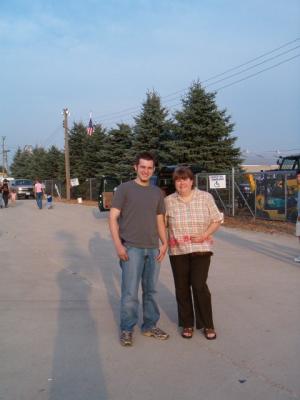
[0,199,299,400]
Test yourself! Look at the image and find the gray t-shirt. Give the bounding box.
[111,180,165,248]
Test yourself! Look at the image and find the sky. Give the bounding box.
[1,0,299,167]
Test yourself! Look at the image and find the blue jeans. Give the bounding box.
[120,246,161,332]
[36,192,43,209]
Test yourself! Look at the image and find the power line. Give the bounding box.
[94,38,300,122]
[97,52,300,126]
[214,53,300,92]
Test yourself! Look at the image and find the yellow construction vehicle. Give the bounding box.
[251,154,299,221]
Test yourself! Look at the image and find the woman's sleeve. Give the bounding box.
[207,193,223,222]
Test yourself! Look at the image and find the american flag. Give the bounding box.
[87,114,94,136]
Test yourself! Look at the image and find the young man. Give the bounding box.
[295,170,300,263]
[109,152,169,346]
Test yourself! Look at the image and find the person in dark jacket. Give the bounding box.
[2,179,10,208]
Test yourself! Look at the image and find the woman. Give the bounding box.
[34,178,44,209]
[165,167,222,339]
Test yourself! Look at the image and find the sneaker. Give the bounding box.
[294,256,300,263]
[143,327,169,340]
[120,331,133,346]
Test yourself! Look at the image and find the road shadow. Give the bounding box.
[216,230,299,266]
[89,231,121,328]
[49,230,107,400]
[92,208,109,220]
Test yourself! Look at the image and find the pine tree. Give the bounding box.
[82,123,107,178]
[68,122,88,181]
[102,123,133,179]
[132,91,173,166]
[10,148,34,178]
[44,146,65,180]
[174,81,242,171]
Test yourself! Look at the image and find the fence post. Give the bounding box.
[284,174,288,221]
[232,167,235,217]
[90,178,92,201]
[254,181,257,220]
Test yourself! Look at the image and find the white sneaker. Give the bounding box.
[294,256,300,263]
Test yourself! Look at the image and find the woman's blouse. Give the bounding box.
[165,188,222,255]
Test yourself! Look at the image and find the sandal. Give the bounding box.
[181,327,194,339]
[204,328,217,340]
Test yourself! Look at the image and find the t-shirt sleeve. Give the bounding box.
[207,193,222,222]
[111,184,125,210]
[157,189,166,215]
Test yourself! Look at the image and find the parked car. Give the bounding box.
[10,179,35,199]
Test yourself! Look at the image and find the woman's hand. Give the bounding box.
[156,243,168,262]
[190,235,211,243]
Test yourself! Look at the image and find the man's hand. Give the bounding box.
[156,243,167,262]
[116,244,129,261]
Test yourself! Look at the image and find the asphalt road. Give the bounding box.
[0,199,299,400]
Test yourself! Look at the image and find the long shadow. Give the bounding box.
[88,232,179,328]
[157,277,178,325]
[89,232,121,328]
[216,230,299,266]
[92,208,109,220]
[49,230,107,400]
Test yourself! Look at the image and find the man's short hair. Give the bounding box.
[134,151,155,166]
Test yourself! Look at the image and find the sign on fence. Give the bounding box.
[70,178,79,187]
[209,175,226,189]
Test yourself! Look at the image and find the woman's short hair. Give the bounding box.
[173,166,195,188]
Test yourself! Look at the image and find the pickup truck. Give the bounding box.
[10,179,35,199]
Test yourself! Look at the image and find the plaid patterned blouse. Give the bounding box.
[165,188,222,255]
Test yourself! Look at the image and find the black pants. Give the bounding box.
[169,252,214,329]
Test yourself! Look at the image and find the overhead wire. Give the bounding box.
[97,52,300,126]
[93,38,300,123]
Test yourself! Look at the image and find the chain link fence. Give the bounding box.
[195,169,298,222]
[44,178,100,201]
[44,168,298,222]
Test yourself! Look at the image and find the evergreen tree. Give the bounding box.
[174,81,242,171]
[10,148,33,178]
[44,146,65,180]
[132,91,174,166]
[82,123,107,178]
[102,123,133,179]
[69,122,88,181]
[28,147,49,179]
[69,122,106,181]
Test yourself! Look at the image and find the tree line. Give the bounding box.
[10,82,242,182]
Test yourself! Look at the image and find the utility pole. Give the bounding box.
[2,136,6,177]
[63,108,71,200]
[4,150,10,176]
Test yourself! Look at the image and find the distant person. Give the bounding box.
[2,179,10,208]
[46,193,53,209]
[165,166,222,340]
[109,152,169,346]
[10,188,17,205]
[295,170,300,263]
[34,178,43,209]
[0,182,3,208]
